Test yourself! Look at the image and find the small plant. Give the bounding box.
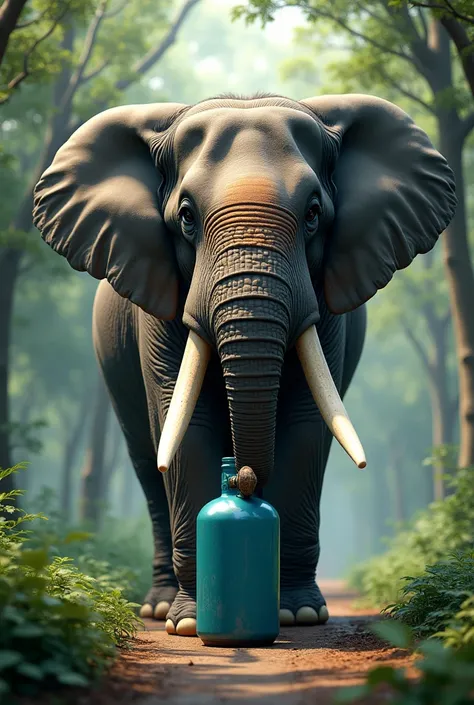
[28,487,153,605]
[441,595,474,650]
[335,620,474,705]
[349,464,474,607]
[0,464,142,699]
[386,551,474,639]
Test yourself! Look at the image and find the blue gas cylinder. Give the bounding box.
[196,457,280,646]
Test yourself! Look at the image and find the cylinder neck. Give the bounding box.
[221,457,238,495]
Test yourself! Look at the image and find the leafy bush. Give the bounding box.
[27,486,153,605]
[335,620,474,705]
[386,551,474,640]
[349,464,474,607]
[0,465,142,699]
[441,595,474,650]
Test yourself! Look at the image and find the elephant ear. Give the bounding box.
[301,94,457,314]
[33,102,187,320]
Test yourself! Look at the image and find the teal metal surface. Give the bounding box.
[196,457,280,647]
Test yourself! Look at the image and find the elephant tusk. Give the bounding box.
[295,325,366,469]
[157,330,211,473]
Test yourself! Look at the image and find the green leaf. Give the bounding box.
[334,684,371,703]
[20,575,48,591]
[16,662,44,681]
[64,531,92,544]
[58,602,91,620]
[0,651,23,671]
[12,623,45,638]
[371,620,413,648]
[367,665,401,686]
[420,639,448,659]
[20,549,49,570]
[57,671,89,687]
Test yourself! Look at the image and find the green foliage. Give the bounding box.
[442,595,474,650]
[387,551,474,640]
[1,419,48,455]
[349,466,474,606]
[0,465,142,699]
[335,624,474,705]
[0,0,95,104]
[28,487,153,604]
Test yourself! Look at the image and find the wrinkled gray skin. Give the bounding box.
[33,94,456,635]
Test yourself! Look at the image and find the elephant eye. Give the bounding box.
[304,203,321,231]
[178,203,197,241]
[180,207,194,224]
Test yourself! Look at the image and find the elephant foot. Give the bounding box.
[139,585,178,621]
[279,582,329,626]
[164,589,197,636]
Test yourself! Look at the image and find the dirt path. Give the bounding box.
[80,581,414,705]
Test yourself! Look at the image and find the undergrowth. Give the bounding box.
[27,486,153,605]
[349,460,474,607]
[343,450,474,703]
[0,464,142,700]
[335,620,474,705]
[387,551,474,642]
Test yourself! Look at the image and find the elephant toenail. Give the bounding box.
[139,603,153,618]
[154,601,170,620]
[165,619,176,634]
[176,618,197,636]
[279,609,296,626]
[318,605,329,623]
[295,606,319,624]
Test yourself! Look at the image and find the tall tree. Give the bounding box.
[60,383,91,517]
[235,0,474,478]
[0,0,200,485]
[0,0,29,68]
[400,1,474,98]
[79,373,111,527]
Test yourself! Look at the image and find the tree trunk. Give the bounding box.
[429,20,474,469]
[402,262,455,499]
[438,131,474,469]
[60,386,90,518]
[0,248,22,503]
[0,27,75,492]
[426,298,454,499]
[79,375,111,528]
[387,437,405,523]
[429,345,454,499]
[0,0,28,68]
[101,417,123,508]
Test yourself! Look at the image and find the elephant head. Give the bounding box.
[33,94,456,487]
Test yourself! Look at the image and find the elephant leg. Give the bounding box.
[137,311,231,637]
[266,308,361,626]
[93,281,177,620]
[267,402,332,626]
[161,418,227,636]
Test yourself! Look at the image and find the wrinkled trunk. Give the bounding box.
[210,247,291,486]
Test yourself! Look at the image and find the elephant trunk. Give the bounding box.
[210,247,291,486]
[157,204,366,481]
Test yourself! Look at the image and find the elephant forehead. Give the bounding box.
[174,106,323,166]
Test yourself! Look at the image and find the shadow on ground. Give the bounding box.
[73,583,413,705]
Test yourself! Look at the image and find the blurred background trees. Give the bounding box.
[1,0,472,578]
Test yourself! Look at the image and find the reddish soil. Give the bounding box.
[74,581,415,705]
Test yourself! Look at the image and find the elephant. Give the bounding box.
[33,93,456,637]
